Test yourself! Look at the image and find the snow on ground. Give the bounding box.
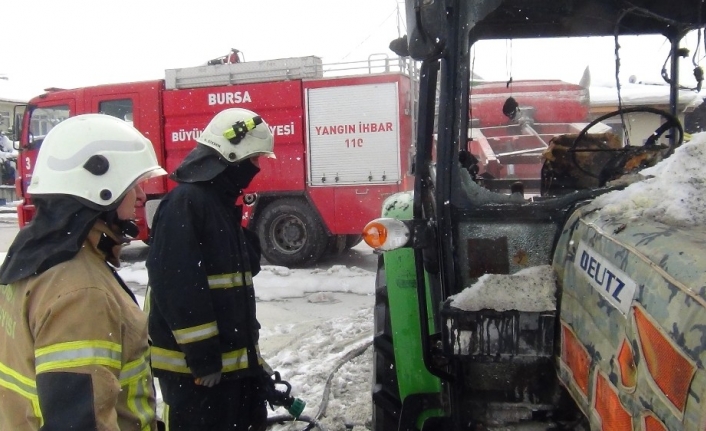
[0,200,19,223]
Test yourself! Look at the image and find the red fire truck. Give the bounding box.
[15,55,418,267]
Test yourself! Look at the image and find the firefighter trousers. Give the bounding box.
[160,376,267,431]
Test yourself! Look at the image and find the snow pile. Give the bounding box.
[118,263,375,302]
[254,265,374,301]
[593,132,706,227]
[262,307,373,431]
[117,260,150,285]
[450,265,557,312]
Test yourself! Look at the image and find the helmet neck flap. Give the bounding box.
[0,197,101,284]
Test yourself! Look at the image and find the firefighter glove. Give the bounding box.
[195,371,222,387]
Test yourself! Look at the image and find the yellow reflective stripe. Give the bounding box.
[143,286,152,314]
[172,321,218,344]
[122,354,156,430]
[0,360,42,423]
[164,404,171,431]
[207,272,252,289]
[221,347,249,372]
[151,346,252,374]
[151,347,190,374]
[0,361,38,399]
[35,340,122,373]
[119,355,151,385]
[138,377,156,430]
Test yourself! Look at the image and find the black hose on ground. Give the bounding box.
[266,414,327,431]
[265,339,373,431]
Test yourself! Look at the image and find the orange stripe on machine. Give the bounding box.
[633,305,695,415]
[560,321,591,397]
[593,372,633,431]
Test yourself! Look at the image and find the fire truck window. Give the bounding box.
[28,105,70,150]
[99,99,134,125]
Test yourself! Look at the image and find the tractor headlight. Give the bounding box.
[362,218,411,251]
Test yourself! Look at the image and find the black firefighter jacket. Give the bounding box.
[146,182,263,382]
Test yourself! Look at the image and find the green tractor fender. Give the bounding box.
[373,191,444,430]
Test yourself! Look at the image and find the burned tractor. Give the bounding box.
[363,1,706,430]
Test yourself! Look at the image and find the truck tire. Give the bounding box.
[345,234,363,250]
[372,256,402,430]
[325,234,347,256]
[256,198,327,267]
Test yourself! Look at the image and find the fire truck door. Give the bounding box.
[306,82,402,232]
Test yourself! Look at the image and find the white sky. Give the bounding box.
[1,0,405,100]
[470,34,705,86]
[3,1,706,102]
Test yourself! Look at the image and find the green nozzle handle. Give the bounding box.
[287,398,306,419]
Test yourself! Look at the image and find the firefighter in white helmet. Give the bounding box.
[0,113,166,430]
[146,108,274,430]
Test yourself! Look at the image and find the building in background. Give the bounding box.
[0,96,26,135]
[0,88,25,198]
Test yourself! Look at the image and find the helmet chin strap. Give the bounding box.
[116,219,140,239]
[97,212,140,266]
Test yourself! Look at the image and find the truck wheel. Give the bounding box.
[325,234,347,256]
[372,256,402,430]
[345,234,363,250]
[256,198,327,267]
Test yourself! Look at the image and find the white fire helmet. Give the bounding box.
[28,114,167,209]
[195,108,275,163]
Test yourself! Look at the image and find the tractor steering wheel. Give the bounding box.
[570,106,684,182]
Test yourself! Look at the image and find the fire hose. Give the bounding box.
[265,339,373,431]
